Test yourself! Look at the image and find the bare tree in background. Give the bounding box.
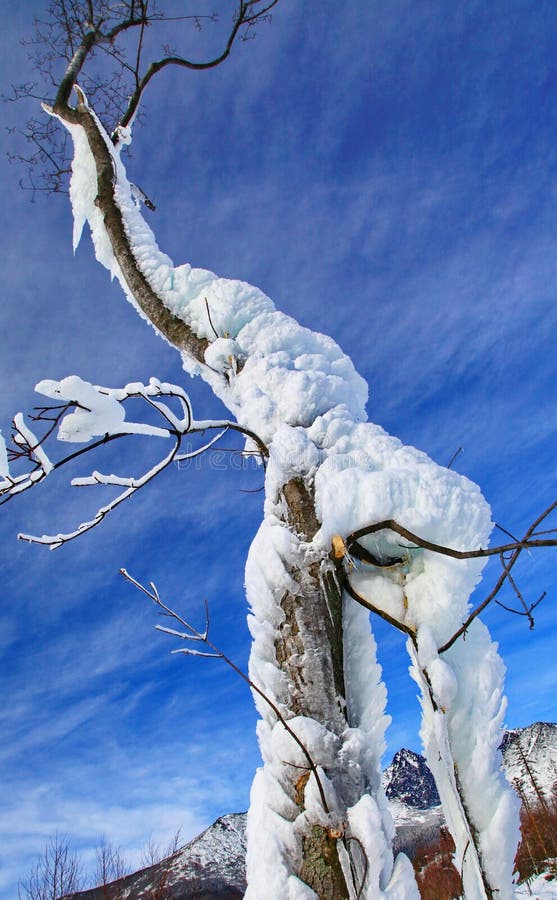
[18,830,184,899]
[18,834,83,900]
[140,829,183,867]
[94,836,129,891]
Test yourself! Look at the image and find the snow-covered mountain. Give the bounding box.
[385,722,557,859]
[501,721,557,802]
[382,721,557,816]
[64,813,247,899]
[381,748,445,860]
[64,723,555,899]
[383,748,441,809]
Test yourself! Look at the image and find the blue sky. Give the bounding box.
[1,1,556,895]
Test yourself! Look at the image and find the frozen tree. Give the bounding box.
[3,3,556,897]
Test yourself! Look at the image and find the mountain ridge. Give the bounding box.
[63,721,556,899]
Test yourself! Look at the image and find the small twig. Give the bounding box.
[505,565,535,629]
[344,575,416,639]
[447,446,463,470]
[120,569,331,815]
[204,298,220,339]
[495,591,546,619]
[494,522,521,544]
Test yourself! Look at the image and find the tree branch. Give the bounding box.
[2,378,268,547]
[346,507,557,562]
[343,576,416,639]
[120,569,331,815]
[114,0,280,139]
[338,502,557,653]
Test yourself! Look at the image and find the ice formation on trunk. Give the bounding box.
[55,93,519,898]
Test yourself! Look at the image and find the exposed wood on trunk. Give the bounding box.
[300,825,350,899]
[278,479,346,716]
[283,476,321,541]
[274,561,346,726]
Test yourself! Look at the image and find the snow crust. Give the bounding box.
[59,97,519,898]
[516,873,557,898]
[0,430,9,477]
[35,375,177,441]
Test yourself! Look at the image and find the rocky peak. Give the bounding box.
[383,747,440,809]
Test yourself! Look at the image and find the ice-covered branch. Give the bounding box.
[336,501,557,651]
[19,436,181,549]
[0,431,9,478]
[2,376,267,549]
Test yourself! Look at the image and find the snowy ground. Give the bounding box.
[516,872,557,899]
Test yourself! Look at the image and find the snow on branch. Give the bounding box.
[334,501,557,652]
[0,431,9,478]
[1,375,268,549]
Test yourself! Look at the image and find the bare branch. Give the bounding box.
[9,1,282,191]
[121,569,332,815]
[344,576,416,639]
[439,501,557,652]
[344,835,369,900]
[346,505,557,562]
[504,564,536,629]
[339,502,557,653]
[495,590,546,620]
[447,446,463,469]
[114,1,281,139]
[204,297,220,340]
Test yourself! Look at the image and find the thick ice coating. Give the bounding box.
[57,95,519,898]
